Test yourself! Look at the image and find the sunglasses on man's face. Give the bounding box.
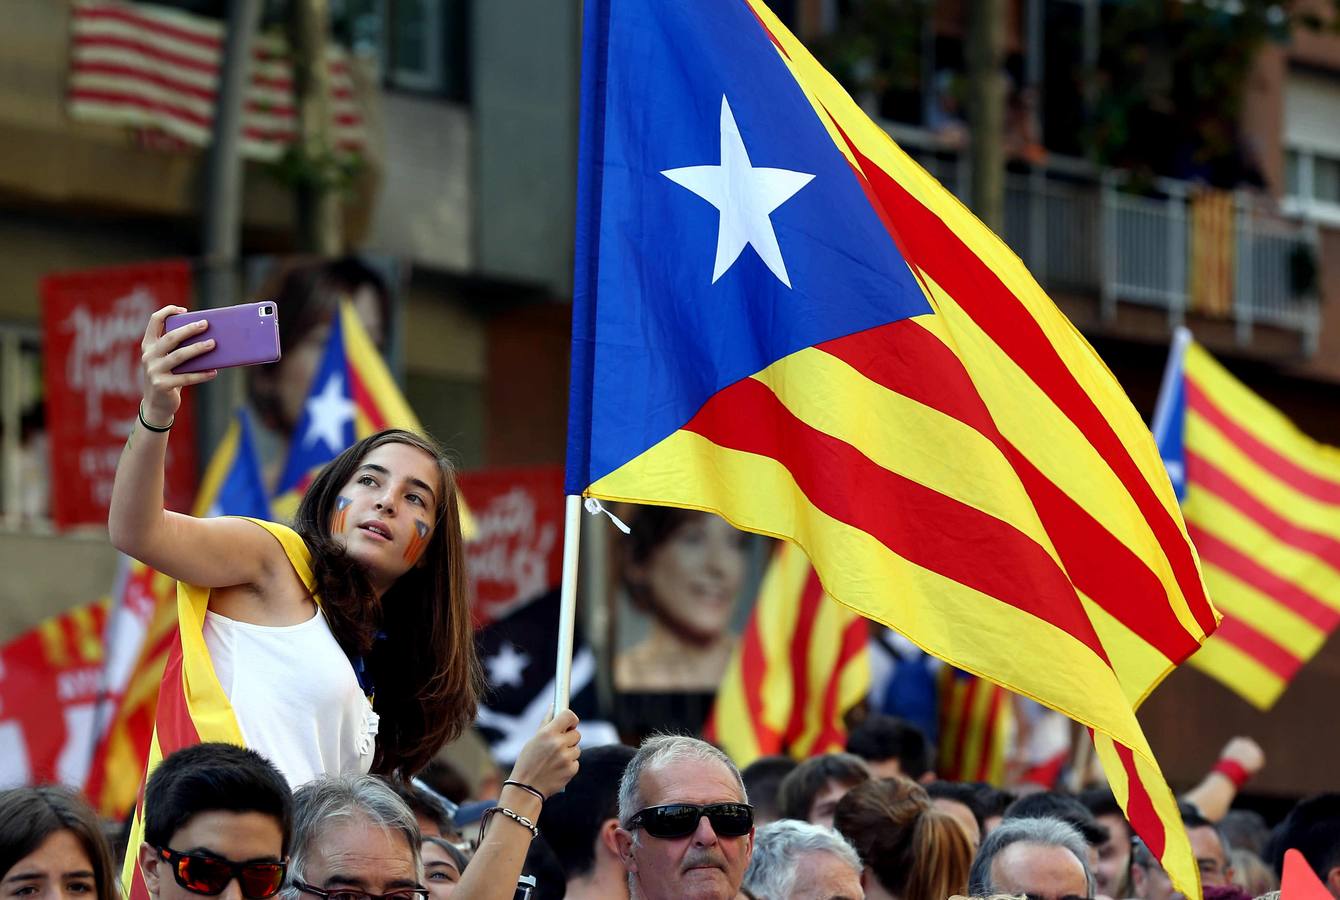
[156,847,287,899]
[625,803,754,839]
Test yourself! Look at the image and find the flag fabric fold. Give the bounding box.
[706,541,869,765]
[1154,330,1340,709]
[567,0,1216,892]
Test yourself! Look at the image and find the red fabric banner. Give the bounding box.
[40,261,198,529]
[0,600,108,788]
[458,465,565,626]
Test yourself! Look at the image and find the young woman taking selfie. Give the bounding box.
[110,305,577,899]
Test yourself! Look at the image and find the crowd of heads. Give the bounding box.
[3,722,1339,900]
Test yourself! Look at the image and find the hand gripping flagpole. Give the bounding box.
[552,495,585,718]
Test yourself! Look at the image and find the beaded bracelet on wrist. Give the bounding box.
[480,806,539,841]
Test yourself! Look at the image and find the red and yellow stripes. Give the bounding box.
[1181,342,1340,708]
[121,521,309,900]
[938,669,1010,784]
[588,2,1213,894]
[83,564,177,818]
[707,540,869,765]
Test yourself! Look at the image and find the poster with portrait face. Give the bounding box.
[605,504,768,740]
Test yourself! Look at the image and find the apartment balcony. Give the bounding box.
[887,126,1322,359]
[0,0,382,240]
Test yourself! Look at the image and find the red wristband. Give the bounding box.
[1213,758,1251,789]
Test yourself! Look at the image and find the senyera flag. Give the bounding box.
[567,0,1217,893]
[706,541,869,764]
[115,409,272,899]
[1154,329,1340,709]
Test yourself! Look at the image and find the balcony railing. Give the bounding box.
[886,125,1322,354]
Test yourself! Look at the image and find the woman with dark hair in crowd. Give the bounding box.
[0,786,118,900]
[110,307,580,885]
[833,775,974,900]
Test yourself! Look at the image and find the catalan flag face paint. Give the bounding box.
[332,495,353,533]
[403,518,431,565]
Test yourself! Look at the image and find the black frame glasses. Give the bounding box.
[155,847,287,900]
[294,881,430,900]
[625,802,754,839]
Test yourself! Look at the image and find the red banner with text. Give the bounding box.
[458,465,565,627]
[41,261,198,529]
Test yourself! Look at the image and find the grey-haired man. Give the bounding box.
[615,735,755,900]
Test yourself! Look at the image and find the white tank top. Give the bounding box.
[203,607,379,788]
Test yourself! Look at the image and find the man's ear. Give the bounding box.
[598,819,623,860]
[1324,865,1340,900]
[1129,865,1147,899]
[138,843,162,900]
[614,826,638,873]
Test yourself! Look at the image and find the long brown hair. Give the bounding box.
[833,777,974,900]
[0,786,117,900]
[295,429,483,778]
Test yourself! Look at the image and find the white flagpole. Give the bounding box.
[552,494,584,718]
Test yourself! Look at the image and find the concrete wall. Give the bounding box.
[364,94,473,272]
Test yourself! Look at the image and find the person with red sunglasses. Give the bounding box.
[138,743,292,900]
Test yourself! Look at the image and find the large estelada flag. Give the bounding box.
[706,541,868,765]
[118,410,273,898]
[566,1,1217,893]
[1154,329,1340,709]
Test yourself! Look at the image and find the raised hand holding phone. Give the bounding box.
[164,301,281,375]
[139,304,219,430]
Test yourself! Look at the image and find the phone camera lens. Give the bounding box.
[261,305,273,316]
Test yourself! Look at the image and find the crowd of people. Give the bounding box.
[2,718,1338,900]
[3,305,1330,900]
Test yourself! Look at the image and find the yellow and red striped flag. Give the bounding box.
[1154,329,1340,709]
[937,669,1011,785]
[706,541,869,764]
[566,2,1218,894]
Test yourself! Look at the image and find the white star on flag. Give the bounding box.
[303,373,356,453]
[662,95,815,288]
[486,641,530,689]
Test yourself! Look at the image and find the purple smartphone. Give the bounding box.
[165,302,281,374]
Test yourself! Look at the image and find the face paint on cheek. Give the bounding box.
[403,518,431,563]
[332,496,353,532]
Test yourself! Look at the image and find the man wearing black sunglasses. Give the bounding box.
[139,743,292,900]
[614,735,755,900]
